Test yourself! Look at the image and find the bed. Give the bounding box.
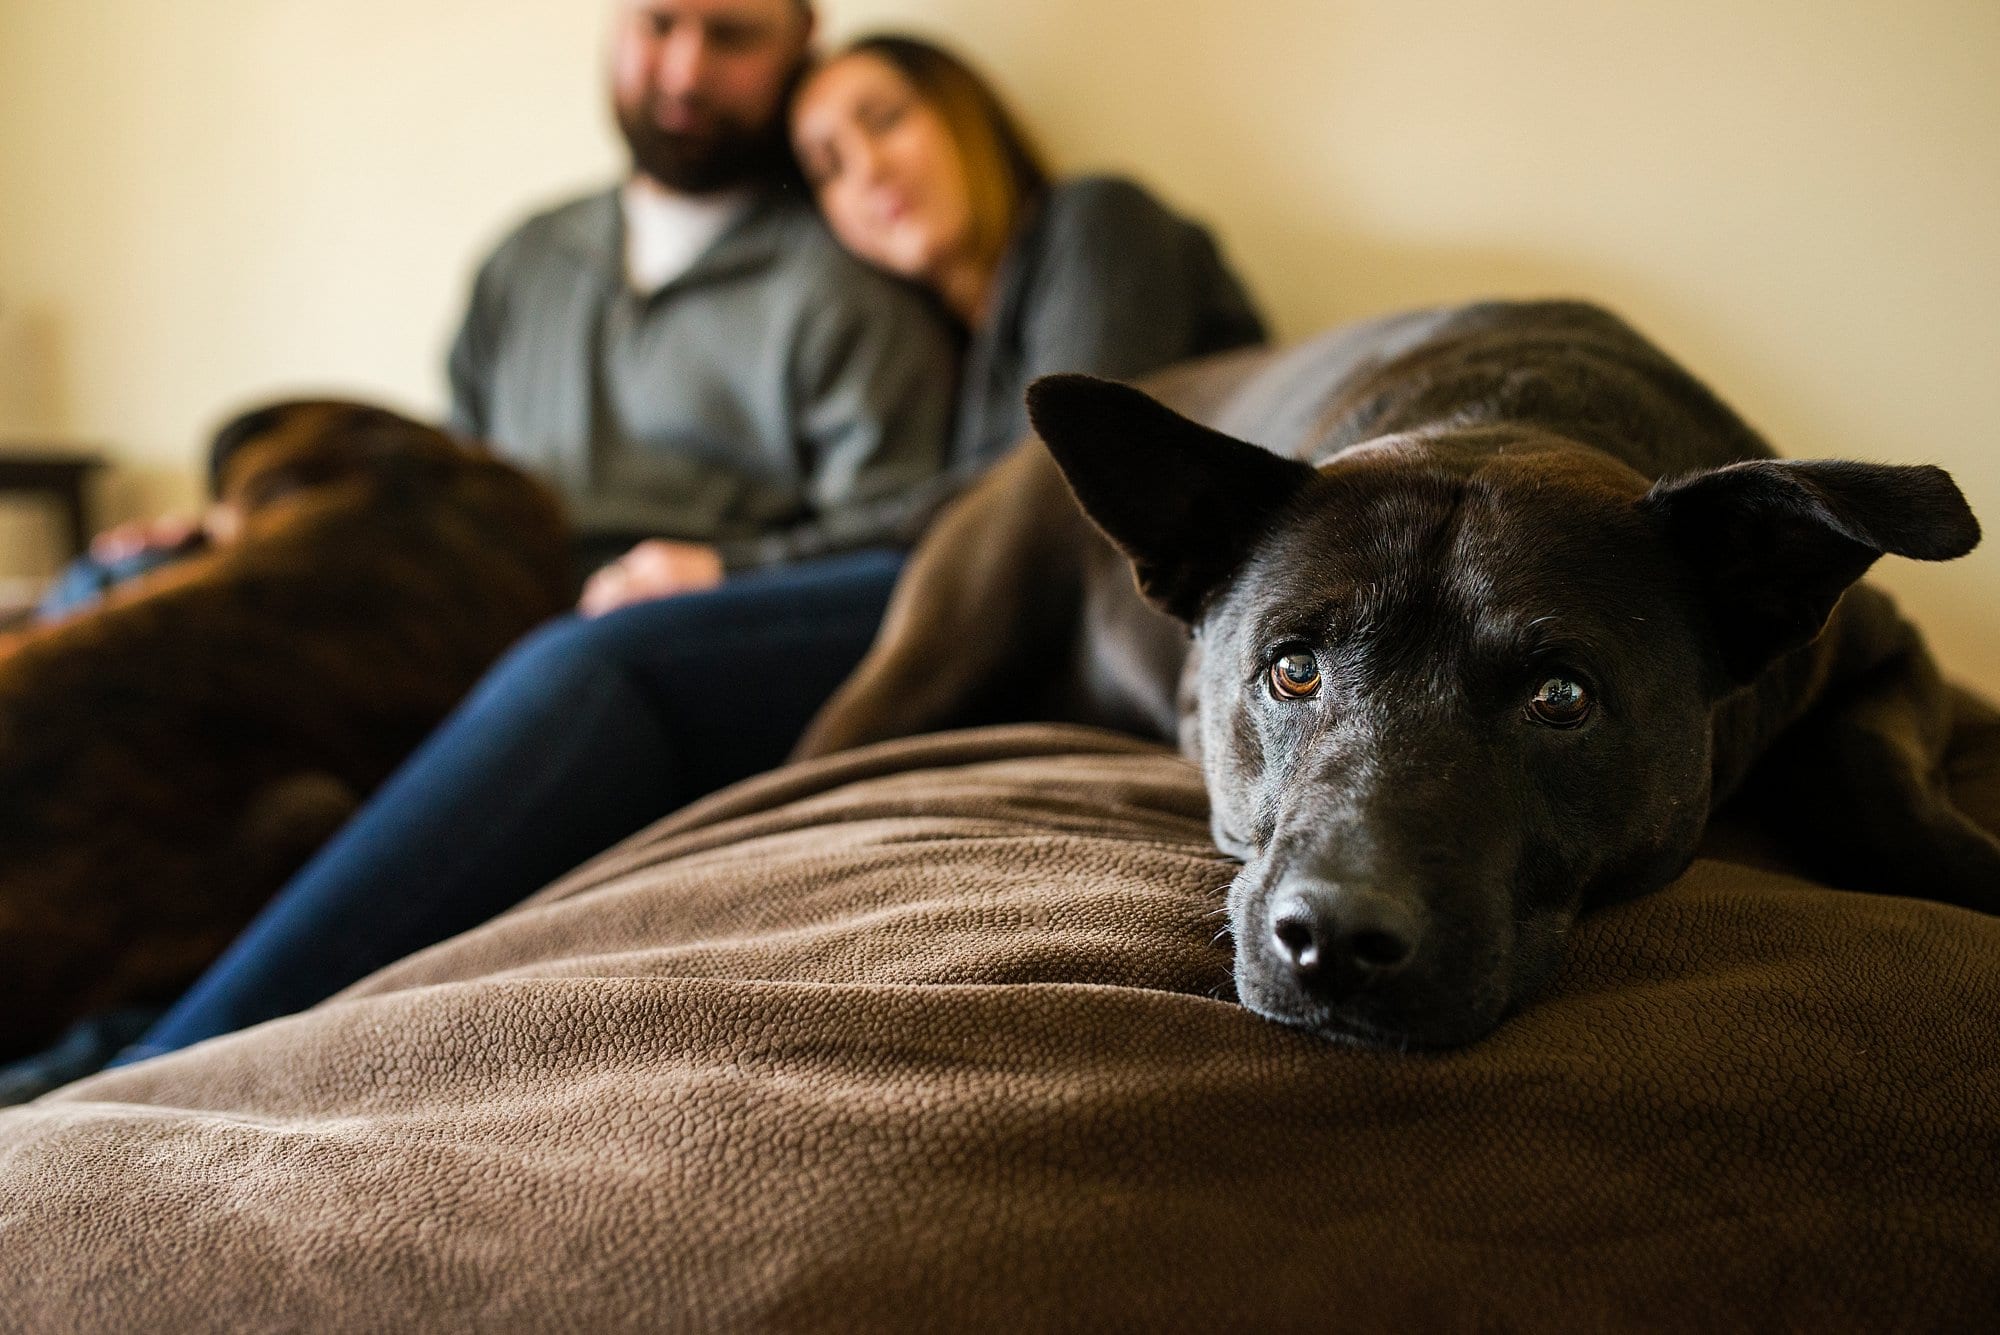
[2,715,1996,1330]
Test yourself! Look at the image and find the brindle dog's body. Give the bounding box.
[800,301,1997,1049]
[0,402,571,1060]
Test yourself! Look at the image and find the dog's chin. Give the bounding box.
[1234,969,1511,1052]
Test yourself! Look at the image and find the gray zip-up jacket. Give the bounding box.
[861,175,1271,542]
[446,186,957,571]
[954,175,1267,466]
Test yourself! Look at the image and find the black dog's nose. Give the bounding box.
[1269,885,1421,986]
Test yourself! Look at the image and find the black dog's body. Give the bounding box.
[801,300,1996,1048]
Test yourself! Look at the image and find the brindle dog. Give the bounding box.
[798,301,1998,1049]
[0,401,570,1060]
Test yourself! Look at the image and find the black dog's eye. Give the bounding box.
[1268,646,1322,700]
[1528,675,1592,727]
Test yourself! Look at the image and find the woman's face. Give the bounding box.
[791,51,977,287]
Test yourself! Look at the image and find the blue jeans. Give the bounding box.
[115,547,903,1064]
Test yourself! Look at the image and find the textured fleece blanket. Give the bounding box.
[3,721,1998,1332]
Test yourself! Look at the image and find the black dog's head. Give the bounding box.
[1027,374,1979,1049]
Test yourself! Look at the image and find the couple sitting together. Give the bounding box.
[88,0,1269,1071]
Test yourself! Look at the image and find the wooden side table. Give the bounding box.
[0,446,106,559]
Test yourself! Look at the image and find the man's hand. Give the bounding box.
[577,539,725,617]
[89,514,202,563]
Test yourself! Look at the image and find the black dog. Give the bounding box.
[798,301,1997,1049]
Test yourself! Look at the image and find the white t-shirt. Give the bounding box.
[619,176,753,295]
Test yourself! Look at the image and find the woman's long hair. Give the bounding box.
[843,34,1051,273]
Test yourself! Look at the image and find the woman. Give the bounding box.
[102,35,1267,1071]
[792,34,1265,474]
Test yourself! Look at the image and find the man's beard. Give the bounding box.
[615,97,793,195]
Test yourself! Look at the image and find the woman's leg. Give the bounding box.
[116,548,903,1062]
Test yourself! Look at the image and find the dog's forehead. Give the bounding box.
[1232,437,1677,637]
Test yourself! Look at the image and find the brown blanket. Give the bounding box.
[0,401,571,1057]
[3,722,1997,1331]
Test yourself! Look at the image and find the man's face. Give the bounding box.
[610,0,811,193]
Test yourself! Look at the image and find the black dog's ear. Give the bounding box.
[1638,458,1979,682]
[1027,374,1319,623]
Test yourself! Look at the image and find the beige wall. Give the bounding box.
[1,0,1994,691]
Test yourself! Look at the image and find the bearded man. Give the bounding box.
[447,0,956,598]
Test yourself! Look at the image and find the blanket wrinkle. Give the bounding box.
[2,721,1997,1332]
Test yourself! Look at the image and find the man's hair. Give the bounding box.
[839,35,1050,272]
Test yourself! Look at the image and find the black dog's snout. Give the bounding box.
[1269,884,1421,988]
